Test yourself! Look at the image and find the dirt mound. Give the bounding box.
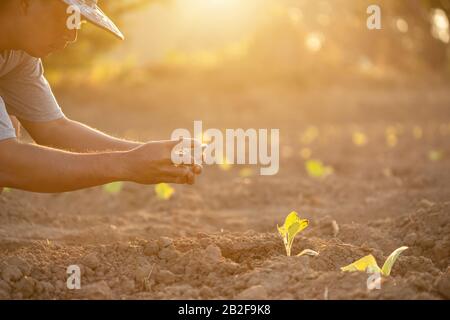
[0,204,448,300]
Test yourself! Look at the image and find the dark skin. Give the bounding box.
[0,0,202,193]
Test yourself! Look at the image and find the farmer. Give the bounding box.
[0,0,202,193]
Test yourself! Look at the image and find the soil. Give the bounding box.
[0,82,449,300]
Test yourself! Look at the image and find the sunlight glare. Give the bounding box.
[431,9,450,43]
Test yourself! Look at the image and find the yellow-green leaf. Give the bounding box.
[155,183,175,200]
[103,182,123,195]
[381,246,408,276]
[277,211,309,256]
[305,160,333,178]
[341,254,381,274]
[3,187,11,193]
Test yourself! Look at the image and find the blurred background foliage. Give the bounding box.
[44,0,450,86]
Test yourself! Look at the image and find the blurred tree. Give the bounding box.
[44,0,450,81]
[246,0,450,80]
[391,0,450,70]
[424,0,450,14]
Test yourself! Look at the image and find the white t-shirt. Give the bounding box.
[0,50,64,141]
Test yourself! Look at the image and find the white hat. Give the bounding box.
[62,0,124,40]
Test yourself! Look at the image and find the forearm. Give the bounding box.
[21,117,142,152]
[0,139,129,193]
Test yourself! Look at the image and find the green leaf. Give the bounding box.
[277,211,309,256]
[155,183,175,200]
[381,246,408,276]
[341,254,381,274]
[103,182,123,195]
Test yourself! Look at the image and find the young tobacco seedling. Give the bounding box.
[277,211,310,256]
[341,246,408,276]
[155,183,175,200]
[305,160,333,179]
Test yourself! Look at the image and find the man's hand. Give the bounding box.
[0,138,203,193]
[17,117,206,185]
[124,139,203,185]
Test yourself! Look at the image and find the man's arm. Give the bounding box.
[19,117,141,152]
[0,138,126,192]
[0,138,199,193]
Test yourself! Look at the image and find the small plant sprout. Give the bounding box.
[103,182,123,195]
[341,246,408,276]
[305,160,334,178]
[155,183,175,200]
[3,187,11,193]
[277,211,309,256]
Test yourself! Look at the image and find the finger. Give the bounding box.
[163,138,202,152]
[193,164,202,174]
[161,139,186,149]
[169,151,205,168]
[163,168,195,185]
[184,156,203,172]
[169,163,202,176]
[186,171,195,185]
[161,165,193,178]
[178,138,203,150]
[178,162,202,174]
[160,176,187,185]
